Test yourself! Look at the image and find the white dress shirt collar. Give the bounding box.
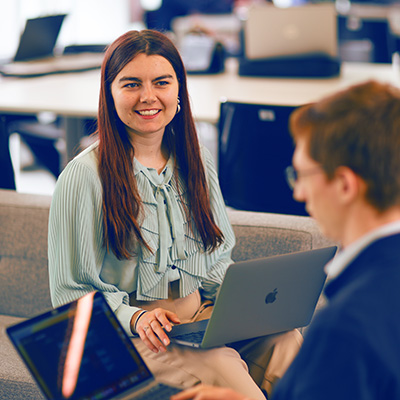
[325,220,400,280]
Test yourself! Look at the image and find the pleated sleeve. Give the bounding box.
[48,144,136,334]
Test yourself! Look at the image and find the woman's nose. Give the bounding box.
[140,85,156,103]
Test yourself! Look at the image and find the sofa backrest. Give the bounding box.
[0,189,333,318]
[227,208,334,262]
[0,190,52,318]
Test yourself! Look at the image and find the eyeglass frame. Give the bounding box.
[285,165,324,190]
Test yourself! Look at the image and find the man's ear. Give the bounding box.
[333,166,366,205]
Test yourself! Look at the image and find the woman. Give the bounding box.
[48,30,301,399]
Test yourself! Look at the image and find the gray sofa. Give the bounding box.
[0,188,334,400]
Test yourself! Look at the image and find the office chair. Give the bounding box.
[337,14,393,63]
[217,100,308,216]
[9,44,106,177]
[0,116,16,190]
[8,114,65,178]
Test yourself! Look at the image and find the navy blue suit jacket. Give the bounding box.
[273,234,400,400]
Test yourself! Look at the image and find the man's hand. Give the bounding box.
[170,384,252,400]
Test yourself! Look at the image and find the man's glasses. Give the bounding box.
[285,165,323,190]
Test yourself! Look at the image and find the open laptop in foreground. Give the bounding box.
[169,246,337,348]
[0,14,104,78]
[6,292,183,400]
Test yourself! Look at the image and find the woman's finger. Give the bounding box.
[137,324,160,353]
[136,308,180,352]
[155,309,181,332]
[143,321,168,352]
[146,318,170,349]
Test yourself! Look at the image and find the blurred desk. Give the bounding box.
[0,58,398,160]
[188,58,399,122]
[0,71,100,162]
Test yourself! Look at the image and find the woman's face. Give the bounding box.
[111,53,179,140]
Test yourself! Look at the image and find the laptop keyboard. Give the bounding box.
[133,383,182,400]
[172,330,206,344]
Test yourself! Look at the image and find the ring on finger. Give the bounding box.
[143,325,150,332]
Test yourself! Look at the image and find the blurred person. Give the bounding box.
[144,0,234,32]
[172,80,400,399]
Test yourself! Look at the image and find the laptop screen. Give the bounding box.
[14,14,67,61]
[7,292,153,400]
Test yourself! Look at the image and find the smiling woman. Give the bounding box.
[47,29,302,400]
[111,53,180,147]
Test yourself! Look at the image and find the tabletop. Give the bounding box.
[0,58,398,124]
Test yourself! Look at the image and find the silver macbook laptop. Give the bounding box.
[169,246,337,348]
[0,14,104,77]
[244,3,337,60]
[6,292,183,400]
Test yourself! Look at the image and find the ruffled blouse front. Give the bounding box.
[123,155,217,301]
[48,142,235,335]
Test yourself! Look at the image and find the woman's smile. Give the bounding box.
[111,53,179,139]
[136,109,161,117]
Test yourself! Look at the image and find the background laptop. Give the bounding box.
[244,3,337,60]
[6,292,183,400]
[13,14,67,62]
[169,246,337,348]
[0,14,104,77]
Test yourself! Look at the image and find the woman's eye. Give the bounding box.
[156,80,169,86]
[124,82,139,88]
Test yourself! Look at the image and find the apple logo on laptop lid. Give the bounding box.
[265,288,278,304]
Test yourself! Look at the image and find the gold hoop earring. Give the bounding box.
[176,97,181,114]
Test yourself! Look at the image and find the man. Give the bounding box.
[172,80,400,399]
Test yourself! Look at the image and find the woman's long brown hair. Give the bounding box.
[97,30,224,260]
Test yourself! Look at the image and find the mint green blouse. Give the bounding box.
[48,142,235,335]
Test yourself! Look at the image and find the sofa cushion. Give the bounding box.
[0,315,44,399]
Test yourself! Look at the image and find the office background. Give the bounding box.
[0,0,145,61]
[1,0,400,204]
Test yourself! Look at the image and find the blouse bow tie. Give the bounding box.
[141,163,187,274]
[154,182,186,273]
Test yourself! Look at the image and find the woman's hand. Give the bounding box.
[170,384,252,400]
[133,308,181,353]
